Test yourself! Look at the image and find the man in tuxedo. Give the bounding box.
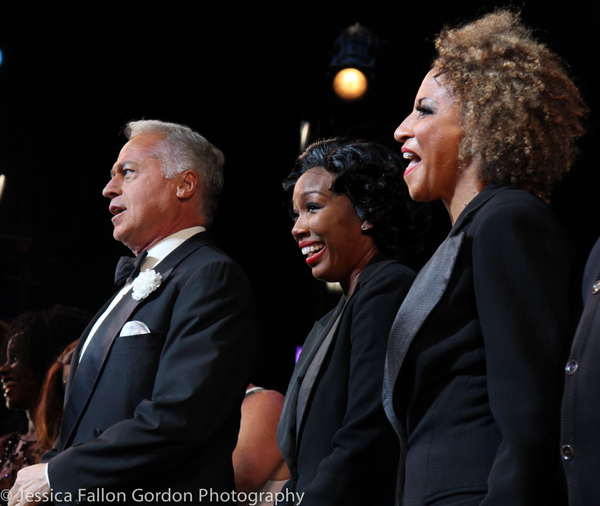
[561,236,600,506]
[9,120,257,505]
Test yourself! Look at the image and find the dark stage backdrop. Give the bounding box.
[0,1,597,392]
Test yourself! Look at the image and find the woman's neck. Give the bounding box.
[341,245,380,298]
[22,407,38,441]
[443,162,487,225]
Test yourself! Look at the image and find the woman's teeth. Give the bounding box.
[302,244,324,256]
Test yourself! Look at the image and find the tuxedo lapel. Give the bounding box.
[382,232,465,502]
[383,232,465,424]
[277,297,346,467]
[55,232,216,452]
[150,231,213,274]
[58,289,146,451]
[295,297,348,440]
[64,298,113,400]
[277,256,394,468]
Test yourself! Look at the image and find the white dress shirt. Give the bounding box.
[78,226,205,360]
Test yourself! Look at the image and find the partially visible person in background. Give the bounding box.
[35,340,78,451]
[0,306,90,495]
[0,319,23,437]
[233,384,289,506]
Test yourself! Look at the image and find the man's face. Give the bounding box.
[103,132,182,254]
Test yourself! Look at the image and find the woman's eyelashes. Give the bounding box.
[306,202,321,213]
[290,202,322,221]
[416,105,434,117]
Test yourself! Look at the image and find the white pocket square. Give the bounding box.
[120,320,151,337]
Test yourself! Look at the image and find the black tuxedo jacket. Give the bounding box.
[277,255,415,505]
[386,185,577,506]
[42,232,257,504]
[561,236,600,506]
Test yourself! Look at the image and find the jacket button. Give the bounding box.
[562,445,574,461]
[565,361,578,375]
[593,281,600,294]
[93,428,103,438]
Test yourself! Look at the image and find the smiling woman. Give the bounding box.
[291,167,376,295]
[0,306,89,496]
[276,138,425,505]
[386,9,588,506]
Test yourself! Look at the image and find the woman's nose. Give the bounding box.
[394,115,414,144]
[0,362,10,377]
[292,216,308,240]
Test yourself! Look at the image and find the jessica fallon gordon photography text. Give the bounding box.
[12,488,306,505]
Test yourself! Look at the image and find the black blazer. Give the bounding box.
[387,184,577,505]
[277,255,415,505]
[561,236,600,506]
[42,232,257,504]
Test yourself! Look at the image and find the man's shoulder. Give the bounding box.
[162,232,240,271]
[169,235,251,289]
[183,238,245,273]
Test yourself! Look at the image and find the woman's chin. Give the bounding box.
[407,187,426,202]
[312,269,332,284]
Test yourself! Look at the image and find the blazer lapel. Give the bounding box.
[277,255,394,468]
[64,296,113,399]
[383,232,466,421]
[277,297,346,469]
[382,232,465,501]
[295,297,349,441]
[58,288,146,450]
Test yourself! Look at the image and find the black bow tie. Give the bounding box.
[114,250,148,285]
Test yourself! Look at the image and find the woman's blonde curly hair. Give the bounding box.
[433,9,587,200]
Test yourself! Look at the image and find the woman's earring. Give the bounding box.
[361,224,368,231]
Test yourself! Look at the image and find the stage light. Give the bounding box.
[0,49,3,67]
[332,68,368,102]
[330,23,378,102]
[299,120,311,151]
[0,175,5,202]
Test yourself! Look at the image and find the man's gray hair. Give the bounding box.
[125,119,225,226]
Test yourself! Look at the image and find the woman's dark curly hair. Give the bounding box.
[433,9,587,200]
[2,305,90,407]
[283,137,427,261]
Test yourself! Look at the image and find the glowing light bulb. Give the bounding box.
[332,68,368,101]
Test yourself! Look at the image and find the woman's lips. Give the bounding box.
[404,158,421,177]
[306,246,326,266]
[2,381,16,397]
[402,148,421,177]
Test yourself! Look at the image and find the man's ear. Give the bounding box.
[175,170,199,199]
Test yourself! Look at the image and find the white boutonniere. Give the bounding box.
[131,269,163,301]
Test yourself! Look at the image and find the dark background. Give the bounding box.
[0,1,597,392]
